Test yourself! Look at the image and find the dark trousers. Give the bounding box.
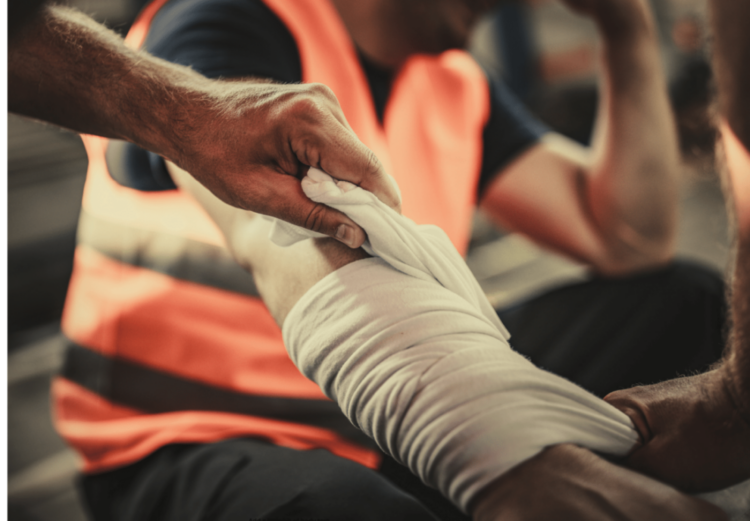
[81,439,459,521]
[498,260,726,397]
[80,260,726,521]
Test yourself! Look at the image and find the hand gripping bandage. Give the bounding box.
[270,168,638,512]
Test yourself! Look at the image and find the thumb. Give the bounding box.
[316,127,402,213]
[603,390,652,449]
[266,174,367,248]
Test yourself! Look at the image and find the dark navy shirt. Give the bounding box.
[117,0,547,197]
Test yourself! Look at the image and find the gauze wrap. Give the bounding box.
[272,168,638,511]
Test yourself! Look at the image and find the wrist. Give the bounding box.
[141,77,275,180]
[471,444,581,520]
[594,1,655,48]
[593,4,665,96]
[114,59,217,164]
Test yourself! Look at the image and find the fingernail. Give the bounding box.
[336,224,356,247]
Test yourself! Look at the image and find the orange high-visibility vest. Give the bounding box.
[53,0,490,473]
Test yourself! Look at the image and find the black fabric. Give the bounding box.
[497,260,727,397]
[80,439,443,521]
[8,0,48,42]
[478,77,548,195]
[61,341,375,447]
[146,0,302,82]
[106,137,174,191]
[117,0,546,195]
[378,455,470,521]
[358,50,394,124]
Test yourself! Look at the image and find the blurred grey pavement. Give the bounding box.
[8,3,139,520]
[7,1,735,520]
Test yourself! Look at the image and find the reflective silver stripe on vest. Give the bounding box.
[61,341,377,448]
[76,209,260,297]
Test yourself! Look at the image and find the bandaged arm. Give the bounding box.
[169,162,637,513]
[283,257,636,510]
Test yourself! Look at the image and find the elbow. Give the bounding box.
[592,228,677,276]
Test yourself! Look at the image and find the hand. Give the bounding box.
[170,81,401,249]
[471,444,727,521]
[605,370,750,493]
[8,7,399,249]
[559,0,643,15]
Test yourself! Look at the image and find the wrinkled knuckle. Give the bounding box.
[363,148,384,178]
[304,203,328,233]
[271,86,303,109]
[289,95,321,119]
[297,138,322,168]
[302,83,342,118]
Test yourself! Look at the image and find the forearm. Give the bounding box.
[9,5,399,239]
[710,0,750,424]
[283,254,637,512]
[722,233,750,425]
[722,127,750,424]
[9,6,269,171]
[585,0,679,267]
[602,16,750,481]
[601,127,750,492]
[481,1,680,275]
[10,6,193,158]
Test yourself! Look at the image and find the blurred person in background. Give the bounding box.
[49,0,734,519]
[8,1,400,245]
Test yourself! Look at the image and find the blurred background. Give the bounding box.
[7,0,729,519]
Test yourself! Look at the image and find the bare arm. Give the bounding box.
[169,160,723,521]
[8,6,400,247]
[725,234,750,429]
[480,0,679,275]
[712,0,750,413]
[603,0,750,493]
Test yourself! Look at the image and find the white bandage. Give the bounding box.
[272,169,637,511]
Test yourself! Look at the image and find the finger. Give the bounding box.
[262,174,367,248]
[302,124,402,212]
[326,135,401,211]
[604,389,653,447]
[301,199,367,249]
[344,141,403,213]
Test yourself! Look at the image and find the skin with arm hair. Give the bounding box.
[8,5,400,248]
[168,160,726,521]
[480,0,679,276]
[604,0,750,493]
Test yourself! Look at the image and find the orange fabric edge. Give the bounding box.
[62,246,326,398]
[53,378,381,473]
[721,120,750,234]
